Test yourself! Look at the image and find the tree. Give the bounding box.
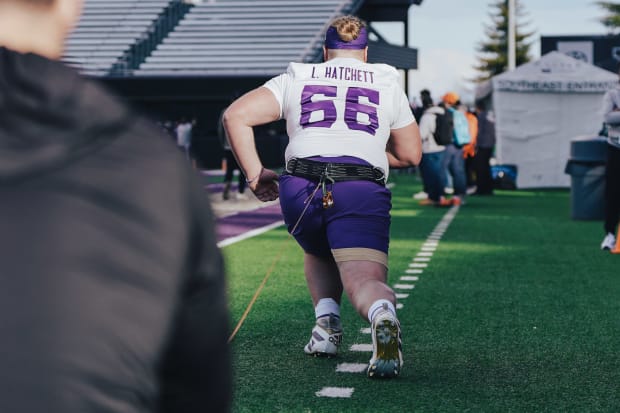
[596,1,620,33]
[473,0,535,81]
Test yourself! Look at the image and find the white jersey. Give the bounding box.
[263,58,415,176]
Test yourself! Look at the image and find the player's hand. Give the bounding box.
[250,168,279,201]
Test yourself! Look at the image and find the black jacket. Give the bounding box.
[0,47,231,412]
[476,110,496,149]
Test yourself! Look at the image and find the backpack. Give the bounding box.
[433,109,454,146]
[448,107,472,147]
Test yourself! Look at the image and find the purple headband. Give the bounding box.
[324,26,368,50]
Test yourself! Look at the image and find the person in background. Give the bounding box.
[223,15,421,378]
[600,65,620,252]
[418,91,450,206]
[0,0,231,411]
[474,100,496,196]
[176,117,193,161]
[413,89,431,123]
[413,90,431,202]
[441,92,468,205]
[461,104,478,192]
[218,106,247,200]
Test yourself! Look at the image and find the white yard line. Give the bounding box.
[336,363,368,373]
[316,387,355,398]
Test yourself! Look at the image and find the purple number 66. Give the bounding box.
[300,85,379,135]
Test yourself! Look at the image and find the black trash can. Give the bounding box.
[564,136,608,220]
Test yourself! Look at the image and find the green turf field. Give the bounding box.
[222,173,619,413]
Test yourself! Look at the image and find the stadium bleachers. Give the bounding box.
[62,0,364,77]
[63,0,173,76]
[134,0,362,76]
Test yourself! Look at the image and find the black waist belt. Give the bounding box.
[285,158,385,186]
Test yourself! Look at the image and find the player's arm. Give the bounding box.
[222,87,281,200]
[222,87,279,180]
[386,122,422,168]
[385,150,414,169]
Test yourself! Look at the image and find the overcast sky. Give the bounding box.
[372,0,608,103]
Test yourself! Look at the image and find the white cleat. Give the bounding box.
[304,314,342,357]
[367,309,403,379]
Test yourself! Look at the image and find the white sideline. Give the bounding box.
[217,220,284,248]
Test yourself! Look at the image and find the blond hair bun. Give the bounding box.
[330,16,367,42]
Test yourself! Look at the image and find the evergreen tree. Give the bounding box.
[596,1,620,33]
[474,0,535,81]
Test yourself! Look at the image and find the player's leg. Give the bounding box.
[325,178,393,322]
[304,253,342,306]
[278,174,343,356]
[326,178,403,378]
[335,256,402,378]
[302,253,343,356]
[336,259,392,320]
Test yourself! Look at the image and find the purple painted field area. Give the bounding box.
[202,173,284,244]
[216,203,283,243]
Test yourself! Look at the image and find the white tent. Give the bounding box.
[491,51,617,188]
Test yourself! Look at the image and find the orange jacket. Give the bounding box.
[463,111,478,158]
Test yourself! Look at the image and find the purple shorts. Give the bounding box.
[279,156,391,259]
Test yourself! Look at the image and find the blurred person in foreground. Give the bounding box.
[0,0,231,412]
[223,15,421,378]
[600,64,620,252]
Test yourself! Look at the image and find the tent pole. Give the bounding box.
[508,0,516,71]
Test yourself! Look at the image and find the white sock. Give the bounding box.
[367,299,396,323]
[315,298,340,319]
